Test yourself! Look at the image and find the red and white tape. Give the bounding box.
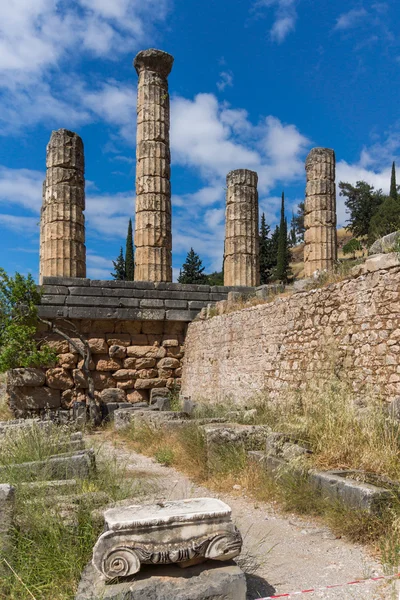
[257,571,400,599]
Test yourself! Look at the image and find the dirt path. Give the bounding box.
[90,433,397,600]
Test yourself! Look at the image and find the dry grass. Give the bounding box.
[117,375,400,566]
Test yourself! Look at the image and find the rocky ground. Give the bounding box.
[89,432,398,600]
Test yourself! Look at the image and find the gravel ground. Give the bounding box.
[90,433,398,600]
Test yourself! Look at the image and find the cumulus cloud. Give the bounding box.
[254,0,297,43]
[217,71,234,92]
[334,8,368,31]
[0,167,43,212]
[0,0,169,136]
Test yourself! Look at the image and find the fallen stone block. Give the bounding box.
[92,498,242,580]
[114,406,156,431]
[0,449,95,482]
[0,484,15,572]
[18,478,79,497]
[308,470,393,513]
[76,561,246,600]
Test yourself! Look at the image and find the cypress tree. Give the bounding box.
[111,247,126,280]
[390,161,398,201]
[125,218,135,281]
[259,213,270,284]
[289,211,297,247]
[275,192,290,282]
[178,248,208,284]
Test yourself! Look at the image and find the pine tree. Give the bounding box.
[390,162,398,201]
[125,218,134,281]
[178,248,208,284]
[111,247,126,280]
[275,192,290,282]
[293,202,305,242]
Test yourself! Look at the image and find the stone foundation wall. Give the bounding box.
[182,260,400,405]
[7,276,253,418]
[8,318,186,418]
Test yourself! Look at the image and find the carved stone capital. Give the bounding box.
[92,498,242,580]
[134,49,174,78]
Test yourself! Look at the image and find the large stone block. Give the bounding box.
[8,368,46,387]
[8,386,61,412]
[76,560,246,600]
[0,484,15,571]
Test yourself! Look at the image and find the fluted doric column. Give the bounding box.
[223,169,260,287]
[133,48,174,282]
[39,129,86,283]
[304,148,337,277]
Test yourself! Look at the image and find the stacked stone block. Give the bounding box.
[39,129,86,283]
[224,169,260,287]
[134,49,174,282]
[304,148,337,278]
[7,320,186,417]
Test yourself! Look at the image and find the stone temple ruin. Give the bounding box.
[10,46,338,422]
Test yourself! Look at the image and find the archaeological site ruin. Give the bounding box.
[3,43,400,600]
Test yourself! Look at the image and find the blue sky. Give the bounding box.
[0,0,399,280]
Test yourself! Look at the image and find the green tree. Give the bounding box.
[292,201,305,242]
[206,271,224,285]
[125,218,135,281]
[178,248,208,284]
[368,196,400,244]
[0,270,56,371]
[275,192,290,282]
[390,161,398,201]
[111,247,126,281]
[259,213,270,284]
[289,211,297,247]
[342,238,362,259]
[339,181,384,238]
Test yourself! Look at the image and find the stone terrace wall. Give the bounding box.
[7,277,253,418]
[182,263,400,405]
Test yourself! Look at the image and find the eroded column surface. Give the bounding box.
[304,148,337,278]
[39,129,86,283]
[223,169,260,287]
[134,49,173,282]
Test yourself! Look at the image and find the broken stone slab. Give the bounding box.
[308,470,394,513]
[0,449,95,482]
[0,484,15,572]
[203,424,271,472]
[92,498,242,580]
[129,410,190,431]
[76,560,246,600]
[114,406,157,430]
[18,478,79,496]
[266,432,312,461]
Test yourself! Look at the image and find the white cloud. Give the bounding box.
[86,191,134,238]
[0,167,43,212]
[0,214,39,233]
[334,8,368,31]
[217,71,234,92]
[254,0,297,43]
[87,251,114,279]
[0,0,170,136]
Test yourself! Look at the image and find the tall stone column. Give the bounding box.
[134,48,174,282]
[304,148,337,278]
[223,169,260,287]
[39,129,86,283]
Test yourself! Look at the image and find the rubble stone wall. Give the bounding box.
[182,264,400,404]
[8,318,186,417]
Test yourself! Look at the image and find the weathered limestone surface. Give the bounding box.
[0,484,15,571]
[39,129,86,282]
[224,169,260,287]
[182,264,400,404]
[76,561,246,600]
[134,49,174,282]
[304,148,337,277]
[92,498,242,580]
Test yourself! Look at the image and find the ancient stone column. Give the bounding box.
[223,169,260,287]
[39,129,86,283]
[304,148,337,278]
[134,49,174,282]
